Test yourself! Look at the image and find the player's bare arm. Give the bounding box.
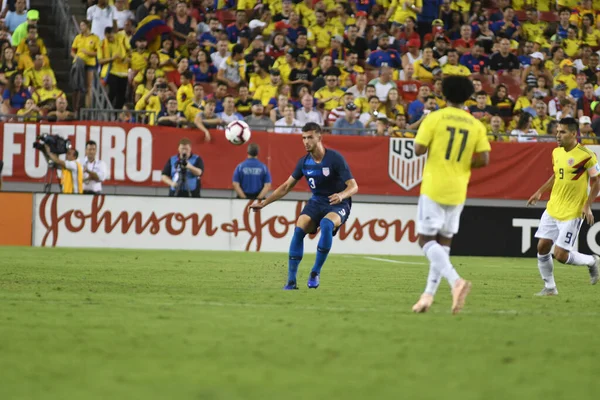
[250,176,298,211]
[414,143,428,156]
[582,175,599,225]
[329,179,358,205]
[527,175,555,207]
[471,152,490,169]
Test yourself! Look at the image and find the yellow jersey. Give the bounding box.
[522,21,548,43]
[314,87,345,111]
[185,101,204,122]
[131,50,149,72]
[32,88,65,105]
[23,67,56,89]
[248,74,271,93]
[580,29,600,47]
[253,84,279,107]
[308,24,336,50]
[413,59,440,84]
[554,74,577,93]
[547,144,599,221]
[415,107,491,205]
[532,116,555,135]
[441,64,470,77]
[177,83,194,111]
[99,36,129,78]
[390,0,423,24]
[72,33,100,67]
[514,96,531,112]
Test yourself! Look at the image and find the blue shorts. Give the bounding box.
[300,198,351,236]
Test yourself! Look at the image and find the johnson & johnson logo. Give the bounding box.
[38,194,418,251]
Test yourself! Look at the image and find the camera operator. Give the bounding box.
[80,140,107,194]
[232,143,271,200]
[161,138,204,198]
[44,145,83,194]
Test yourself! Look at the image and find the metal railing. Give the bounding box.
[79,108,155,123]
[50,0,113,111]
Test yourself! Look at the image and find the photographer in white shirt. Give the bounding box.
[80,140,107,194]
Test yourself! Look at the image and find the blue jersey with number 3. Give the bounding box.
[291,149,353,201]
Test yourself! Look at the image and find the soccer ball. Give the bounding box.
[225,120,252,145]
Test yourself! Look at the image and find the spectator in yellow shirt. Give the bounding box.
[16,99,40,122]
[16,25,48,66]
[32,74,65,111]
[413,47,440,84]
[135,82,169,125]
[71,20,100,108]
[177,71,194,112]
[308,9,337,52]
[314,73,345,111]
[386,0,422,25]
[441,49,470,77]
[23,54,56,90]
[554,59,578,93]
[253,69,282,107]
[580,14,600,47]
[99,27,130,109]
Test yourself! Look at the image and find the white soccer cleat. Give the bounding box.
[412,293,434,313]
[451,279,472,315]
[589,255,600,285]
[535,287,559,296]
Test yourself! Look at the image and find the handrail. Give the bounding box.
[79,108,156,123]
[49,0,113,111]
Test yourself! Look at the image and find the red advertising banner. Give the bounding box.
[0,122,557,199]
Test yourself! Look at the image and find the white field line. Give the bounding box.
[363,256,427,265]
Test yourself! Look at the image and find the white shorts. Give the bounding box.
[534,210,583,251]
[416,195,464,238]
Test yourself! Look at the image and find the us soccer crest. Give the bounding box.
[322,167,330,176]
[388,138,427,191]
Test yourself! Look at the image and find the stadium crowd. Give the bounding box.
[3,0,600,141]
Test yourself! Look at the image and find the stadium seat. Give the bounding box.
[515,10,527,21]
[216,10,236,26]
[539,11,558,23]
[199,83,214,96]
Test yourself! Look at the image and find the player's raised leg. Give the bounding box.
[285,215,316,290]
[308,212,343,289]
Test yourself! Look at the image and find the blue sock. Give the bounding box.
[288,227,306,283]
[312,219,334,275]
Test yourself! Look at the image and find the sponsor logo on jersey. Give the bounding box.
[388,138,427,191]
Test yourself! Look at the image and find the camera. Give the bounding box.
[177,154,188,169]
[33,134,72,156]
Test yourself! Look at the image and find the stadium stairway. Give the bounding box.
[33,0,87,95]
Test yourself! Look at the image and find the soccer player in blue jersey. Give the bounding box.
[250,122,359,290]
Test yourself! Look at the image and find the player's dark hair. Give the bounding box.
[476,90,487,98]
[86,140,97,147]
[302,122,322,134]
[559,117,579,133]
[442,76,474,105]
[247,143,259,157]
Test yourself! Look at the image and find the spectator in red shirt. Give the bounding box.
[453,24,475,55]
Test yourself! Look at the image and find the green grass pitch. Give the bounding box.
[1,247,599,400]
